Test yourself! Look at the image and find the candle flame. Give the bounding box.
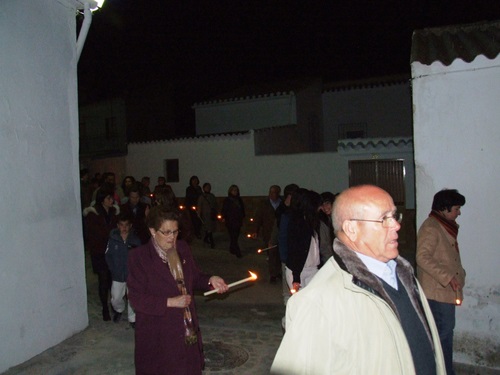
[455,290,462,305]
[250,218,254,222]
[191,206,196,210]
[179,205,185,210]
[217,214,222,219]
[257,249,262,253]
[290,288,297,294]
[246,234,251,238]
[248,271,258,280]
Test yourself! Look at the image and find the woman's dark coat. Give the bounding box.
[127,239,211,375]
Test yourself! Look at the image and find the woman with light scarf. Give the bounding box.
[128,207,228,375]
[417,189,466,375]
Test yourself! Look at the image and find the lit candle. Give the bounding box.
[257,245,278,253]
[455,289,462,305]
[191,206,197,211]
[249,218,254,222]
[179,205,185,210]
[217,214,222,220]
[204,271,258,296]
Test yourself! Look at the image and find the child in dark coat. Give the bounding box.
[105,213,141,327]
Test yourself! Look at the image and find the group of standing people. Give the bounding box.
[251,183,337,337]
[271,185,466,375]
[81,167,466,375]
[82,171,231,374]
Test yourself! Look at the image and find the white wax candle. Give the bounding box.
[204,272,257,296]
[257,245,278,253]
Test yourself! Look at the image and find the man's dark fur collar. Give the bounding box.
[332,238,434,347]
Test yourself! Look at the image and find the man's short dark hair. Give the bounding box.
[284,184,299,199]
[127,182,142,196]
[432,189,466,212]
[118,212,133,223]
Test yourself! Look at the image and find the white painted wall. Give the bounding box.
[412,55,500,368]
[126,132,414,207]
[126,132,347,198]
[0,1,88,372]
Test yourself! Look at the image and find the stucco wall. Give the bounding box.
[412,56,500,368]
[0,1,88,371]
[126,132,415,206]
[126,132,348,198]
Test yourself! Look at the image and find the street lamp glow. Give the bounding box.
[88,0,105,11]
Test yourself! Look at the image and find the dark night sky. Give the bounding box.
[78,0,500,139]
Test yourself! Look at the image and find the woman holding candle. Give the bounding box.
[416,189,466,375]
[285,189,322,293]
[127,206,228,375]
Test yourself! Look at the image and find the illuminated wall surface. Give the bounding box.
[413,53,500,368]
[0,0,88,372]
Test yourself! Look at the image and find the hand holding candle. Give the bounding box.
[455,289,462,305]
[290,282,301,294]
[257,245,277,254]
[204,271,258,296]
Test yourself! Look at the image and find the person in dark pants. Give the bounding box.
[185,175,203,239]
[83,187,119,321]
[197,182,218,248]
[417,189,466,375]
[221,185,245,258]
[254,185,282,283]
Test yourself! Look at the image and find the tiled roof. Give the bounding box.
[193,75,412,106]
[192,77,315,106]
[338,137,413,154]
[322,74,410,93]
[192,91,295,107]
[411,20,500,66]
[128,131,251,145]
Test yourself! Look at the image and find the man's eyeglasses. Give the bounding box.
[349,212,403,228]
[157,229,181,237]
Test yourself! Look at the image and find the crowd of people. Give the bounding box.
[80,168,465,375]
[81,170,229,374]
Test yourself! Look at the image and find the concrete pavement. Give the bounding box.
[3,232,285,375]
[3,231,498,374]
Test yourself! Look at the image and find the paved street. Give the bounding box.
[3,232,285,375]
[3,231,498,374]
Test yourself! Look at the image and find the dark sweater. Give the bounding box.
[381,276,437,375]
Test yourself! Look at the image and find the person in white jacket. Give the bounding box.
[271,185,445,375]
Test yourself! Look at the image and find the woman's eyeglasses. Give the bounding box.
[157,229,181,237]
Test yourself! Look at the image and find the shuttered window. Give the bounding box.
[349,160,405,206]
